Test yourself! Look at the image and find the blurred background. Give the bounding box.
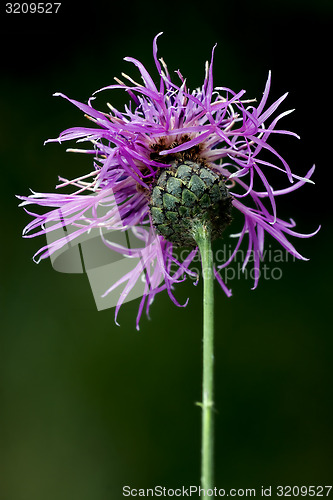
[1,0,332,498]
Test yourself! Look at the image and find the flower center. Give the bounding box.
[148,160,233,247]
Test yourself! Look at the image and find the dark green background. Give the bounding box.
[1,1,332,498]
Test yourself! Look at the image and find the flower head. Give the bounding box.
[18,33,319,329]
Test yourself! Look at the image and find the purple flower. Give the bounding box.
[18,33,319,329]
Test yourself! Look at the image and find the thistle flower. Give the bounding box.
[18,33,319,329]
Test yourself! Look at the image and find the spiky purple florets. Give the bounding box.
[18,33,319,329]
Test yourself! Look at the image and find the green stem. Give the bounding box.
[194,222,215,494]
